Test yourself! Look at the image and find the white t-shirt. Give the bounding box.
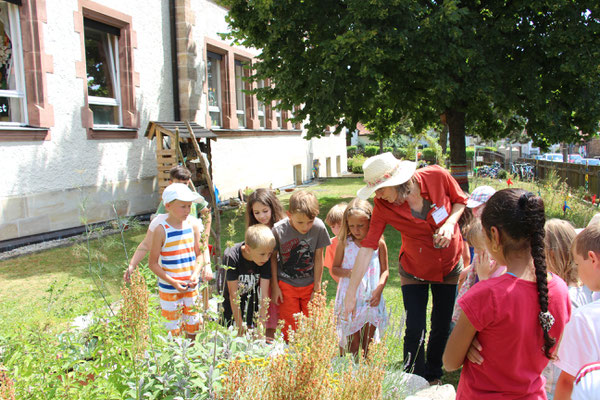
[572,362,600,400]
[149,214,203,233]
[555,299,600,377]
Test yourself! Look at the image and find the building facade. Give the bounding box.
[0,0,346,245]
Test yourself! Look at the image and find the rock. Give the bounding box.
[405,384,456,400]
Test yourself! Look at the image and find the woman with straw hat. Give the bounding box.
[343,152,468,384]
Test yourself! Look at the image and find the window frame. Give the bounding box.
[75,1,139,140]
[256,79,266,129]
[0,2,27,127]
[234,59,246,128]
[207,51,223,128]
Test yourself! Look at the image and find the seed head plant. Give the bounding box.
[120,268,149,360]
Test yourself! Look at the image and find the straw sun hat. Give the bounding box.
[357,152,416,200]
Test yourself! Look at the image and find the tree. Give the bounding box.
[223,0,600,190]
[363,106,409,154]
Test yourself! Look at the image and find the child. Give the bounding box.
[324,202,348,284]
[222,224,275,336]
[124,164,212,282]
[333,198,388,355]
[148,183,207,338]
[443,188,571,398]
[543,218,595,399]
[245,188,285,340]
[270,190,331,341]
[553,224,600,400]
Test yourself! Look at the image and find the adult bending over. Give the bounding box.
[343,152,467,383]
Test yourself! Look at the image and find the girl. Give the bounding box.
[543,218,594,399]
[333,198,389,356]
[245,188,285,339]
[443,189,571,399]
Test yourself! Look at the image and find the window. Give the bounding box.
[84,19,121,127]
[275,101,282,129]
[0,2,26,125]
[256,79,265,128]
[207,51,222,128]
[234,60,246,128]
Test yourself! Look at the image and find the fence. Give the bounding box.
[530,160,600,196]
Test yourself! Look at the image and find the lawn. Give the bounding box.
[0,177,464,393]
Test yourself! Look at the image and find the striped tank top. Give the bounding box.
[158,219,196,293]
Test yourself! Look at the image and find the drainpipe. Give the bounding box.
[169,0,181,121]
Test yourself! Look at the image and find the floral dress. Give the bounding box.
[334,238,388,346]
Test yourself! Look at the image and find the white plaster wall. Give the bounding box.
[0,0,172,199]
[0,0,174,241]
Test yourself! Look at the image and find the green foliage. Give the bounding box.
[383,146,393,154]
[348,155,366,174]
[421,148,436,161]
[347,145,358,158]
[364,146,379,157]
[466,148,474,160]
[393,148,408,159]
[497,169,508,179]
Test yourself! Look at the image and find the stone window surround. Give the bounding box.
[74,0,140,140]
[204,37,301,133]
[0,0,54,142]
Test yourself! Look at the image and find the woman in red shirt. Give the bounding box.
[343,152,467,383]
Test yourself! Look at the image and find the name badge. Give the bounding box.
[431,205,449,225]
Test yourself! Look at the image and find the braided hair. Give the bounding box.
[481,188,556,359]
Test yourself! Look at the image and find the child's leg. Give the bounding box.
[298,283,314,316]
[159,290,185,336]
[278,281,302,341]
[265,286,280,339]
[181,289,201,339]
[360,323,377,357]
[348,331,361,356]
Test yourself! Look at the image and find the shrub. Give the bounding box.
[364,146,379,157]
[497,169,508,179]
[347,155,366,174]
[347,146,357,158]
[393,148,408,159]
[421,148,436,162]
[383,146,393,154]
[466,147,474,160]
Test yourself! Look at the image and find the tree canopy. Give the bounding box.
[222,0,600,188]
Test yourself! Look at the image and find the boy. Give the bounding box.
[148,183,206,338]
[124,164,212,282]
[554,224,600,400]
[270,190,331,341]
[323,202,347,283]
[222,224,275,335]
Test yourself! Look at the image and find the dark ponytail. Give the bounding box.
[482,189,556,359]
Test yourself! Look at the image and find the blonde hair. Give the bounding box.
[464,218,485,251]
[544,219,578,286]
[288,190,319,219]
[337,198,373,253]
[573,223,600,261]
[325,202,348,226]
[245,224,276,250]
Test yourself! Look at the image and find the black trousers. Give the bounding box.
[401,283,457,381]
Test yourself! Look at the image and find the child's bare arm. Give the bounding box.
[270,252,283,305]
[313,247,324,293]
[149,226,187,292]
[227,280,244,334]
[331,241,351,278]
[442,310,477,371]
[369,239,389,307]
[554,370,575,400]
[124,227,154,282]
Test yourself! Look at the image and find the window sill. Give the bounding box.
[87,127,138,140]
[212,128,302,138]
[0,126,50,141]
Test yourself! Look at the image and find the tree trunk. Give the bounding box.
[439,123,448,154]
[446,108,469,192]
[379,137,384,154]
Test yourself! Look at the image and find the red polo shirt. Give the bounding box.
[362,165,468,282]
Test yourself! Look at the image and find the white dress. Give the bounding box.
[334,238,388,346]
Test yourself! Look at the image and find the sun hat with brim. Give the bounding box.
[466,185,496,208]
[357,152,417,200]
[162,183,202,204]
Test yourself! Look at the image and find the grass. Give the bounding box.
[0,177,463,387]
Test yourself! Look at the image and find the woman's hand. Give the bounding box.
[434,220,455,248]
[369,284,384,307]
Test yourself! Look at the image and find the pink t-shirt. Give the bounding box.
[457,274,571,399]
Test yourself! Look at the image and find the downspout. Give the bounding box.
[169,0,181,121]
